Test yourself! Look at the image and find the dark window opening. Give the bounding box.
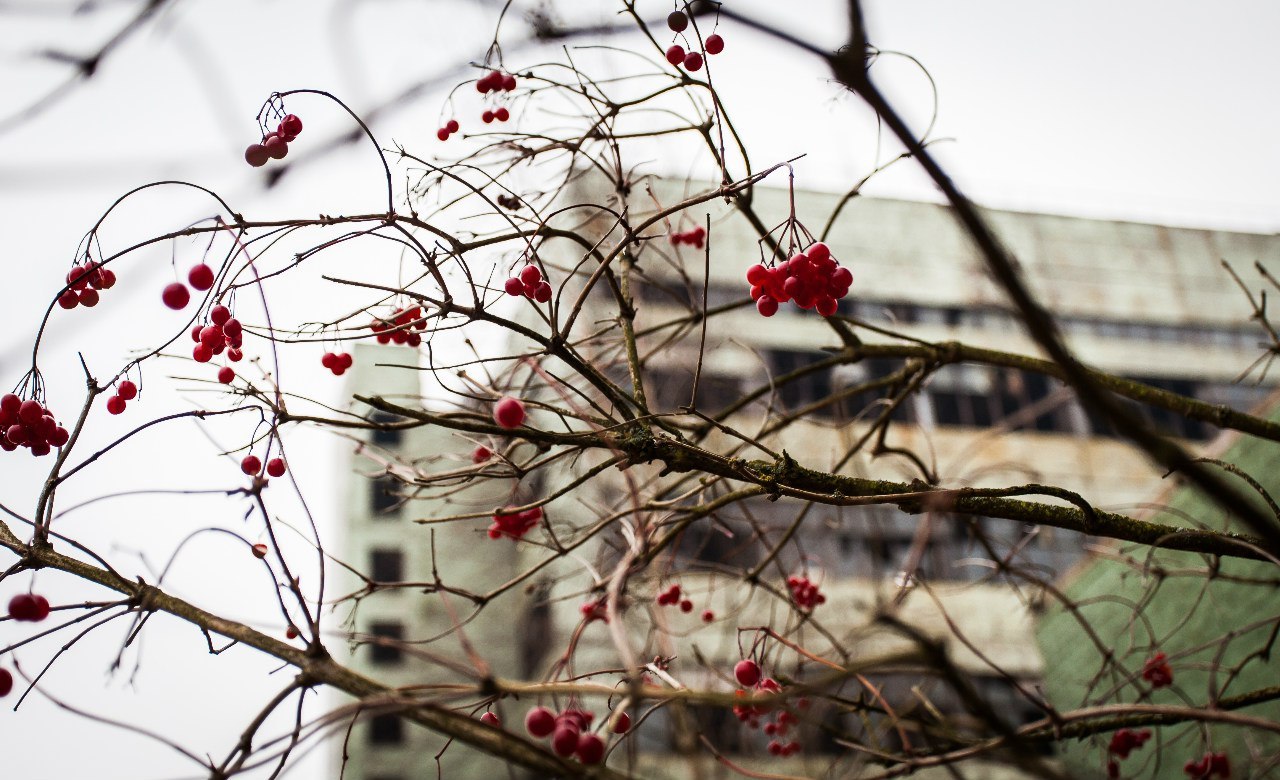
[368,714,404,745]
[369,548,404,584]
[370,475,401,515]
[369,411,404,448]
[368,621,404,665]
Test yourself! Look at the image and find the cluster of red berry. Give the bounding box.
[1141,652,1173,688]
[104,380,138,416]
[9,593,51,622]
[162,263,216,312]
[481,107,511,125]
[524,705,627,765]
[2,394,69,455]
[747,242,852,318]
[579,597,609,624]
[731,661,787,733]
[655,582,694,613]
[476,70,517,126]
[245,114,303,167]
[191,306,244,366]
[436,119,461,142]
[1184,752,1230,779]
[786,575,825,610]
[58,262,117,310]
[493,396,526,429]
[669,225,706,249]
[663,11,724,72]
[240,454,286,478]
[371,305,427,346]
[503,264,552,303]
[320,352,354,376]
[487,506,542,540]
[1105,728,1152,778]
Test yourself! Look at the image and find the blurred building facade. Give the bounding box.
[333,183,1280,779]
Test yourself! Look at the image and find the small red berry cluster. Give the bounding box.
[9,593,51,622]
[732,662,796,752]
[105,380,138,416]
[786,575,826,610]
[663,11,724,72]
[191,305,244,366]
[1184,752,1230,779]
[475,69,517,126]
[655,582,695,613]
[669,225,706,249]
[240,454,286,479]
[371,305,427,346]
[579,597,609,624]
[245,114,303,167]
[58,262,117,310]
[747,242,852,318]
[493,396,526,429]
[487,506,542,540]
[2,394,69,455]
[162,262,217,311]
[1141,651,1173,688]
[320,351,354,376]
[503,264,552,303]
[524,705,625,765]
[436,118,461,142]
[1105,728,1152,777]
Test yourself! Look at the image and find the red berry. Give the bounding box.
[756,295,779,317]
[188,263,215,291]
[526,706,556,737]
[520,265,542,285]
[96,268,117,289]
[551,726,580,757]
[533,281,552,303]
[831,266,853,288]
[667,10,688,32]
[30,595,50,621]
[734,659,761,687]
[286,626,300,639]
[816,296,838,317]
[576,732,605,764]
[106,395,126,415]
[705,33,725,55]
[279,114,303,137]
[0,668,12,697]
[337,352,353,369]
[446,119,460,133]
[320,352,336,369]
[482,110,495,124]
[162,282,190,310]
[210,305,232,326]
[244,144,269,167]
[8,593,38,621]
[227,348,243,362]
[193,344,213,363]
[701,609,714,622]
[264,135,289,159]
[501,74,517,91]
[217,366,235,384]
[266,457,286,478]
[493,397,526,429]
[118,380,138,400]
[472,445,493,463]
[746,264,769,285]
[241,455,262,475]
[495,107,510,122]
[251,543,268,559]
[503,277,524,296]
[683,51,703,71]
[18,400,42,425]
[436,127,450,141]
[666,44,686,66]
[479,711,501,727]
[612,711,631,734]
[49,427,69,447]
[77,288,100,307]
[57,290,78,309]
[679,599,693,613]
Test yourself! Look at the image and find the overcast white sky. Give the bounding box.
[0,1,1277,778]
